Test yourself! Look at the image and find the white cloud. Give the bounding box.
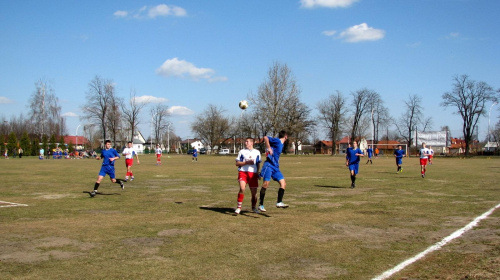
[322,30,337,36]
[167,106,194,116]
[300,0,358,9]
[114,4,186,19]
[0,97,14,104]
[113,10,128,18]
[134,95,168,104]
[62,112,78,117]
[338,23,385,42]
[156,58,227,82]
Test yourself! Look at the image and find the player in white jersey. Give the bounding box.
[234,137,262,215]
[122,141,140,181]
[155,144,162,165]
[419,142,431,178]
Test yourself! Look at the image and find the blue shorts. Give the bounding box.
[99,165,116,179]
[348,164,359,175]
[396,158,403,165]
[260,162,284,182]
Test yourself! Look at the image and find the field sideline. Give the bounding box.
[1,154,499,279]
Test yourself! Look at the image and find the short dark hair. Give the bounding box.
[245,137,254,142]
[127,141,132,144]
[278,130,287,139]
[105,140,111,144]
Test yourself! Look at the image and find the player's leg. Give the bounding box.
[109,168,124,189]
[90,174,105,197]
[248,173,259,213]
[258,164,271,212]
[276,178,288,208]
[235,172,247,214]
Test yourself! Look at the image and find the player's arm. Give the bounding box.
[263,136,272,155]
[134,151,140,163]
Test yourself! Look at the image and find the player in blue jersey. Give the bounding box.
[89,140,124,197]
[192,148,198,162]
[365,145,373,164]
[393,145,406,173]
[345,140,364,188]
[258,130,288,211]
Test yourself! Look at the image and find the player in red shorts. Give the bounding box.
[419,142,431,178]
[155,144,162,165]
[234,137,262,215]
[122,141,140,181]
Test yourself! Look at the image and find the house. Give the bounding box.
[447,137,480,155]
[132,131,147,154]
[314,136,350,155]
[63,136,89,151]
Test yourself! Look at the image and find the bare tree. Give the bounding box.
[121,89,146,141]
[349,88,378,141]
[441,74,497,156]
[81,76,115,143]
[28,80,62,140]
[317,91,347,155]
[191,104,233,152]
[150,104,170,147]
[107,92,123,148]
[394,94,423,146]
[249,62,309,138]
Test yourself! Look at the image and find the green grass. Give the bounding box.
[1,154,499,279]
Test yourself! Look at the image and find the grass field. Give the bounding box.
[1,153,499,279]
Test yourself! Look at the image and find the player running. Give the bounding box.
[394,145,406,173]
[366,145,373,164]
[234,137,262,215]
[192,148,198,162]
[428,145,434,164]
[258,130,289,211]
[419,142,431,178]
[346,140,364,188]
[89,140,124,198]
[122,141,139,181]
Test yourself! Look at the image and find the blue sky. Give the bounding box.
[1,0,499,141]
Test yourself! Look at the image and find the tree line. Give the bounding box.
[190,62,499,157]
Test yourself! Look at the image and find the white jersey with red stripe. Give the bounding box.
[235,149,261,173]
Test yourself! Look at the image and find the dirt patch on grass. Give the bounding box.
[157,229,195,237]
[0,236,96,263]
[259,257,347,279]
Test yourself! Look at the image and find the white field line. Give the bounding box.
[372,202,500,280]
[0,200,28,207]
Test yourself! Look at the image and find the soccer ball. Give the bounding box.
[239,100,248,110]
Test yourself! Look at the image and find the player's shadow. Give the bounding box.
[315,185,345,189]
[199,206,270,218]
[82,191,121,196]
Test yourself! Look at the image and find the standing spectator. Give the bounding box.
[18,147,23,158]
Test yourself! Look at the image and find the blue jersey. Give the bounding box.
[346,147,363,165]
[100,148,120,167]
[367,148,373,158]
[394,149,405,159]
[265,136,283,167]
[193,149,198,157]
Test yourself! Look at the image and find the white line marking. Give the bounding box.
[0,200,28,207]
[372,202,500,280]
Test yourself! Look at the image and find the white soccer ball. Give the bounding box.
[239,100,248,110]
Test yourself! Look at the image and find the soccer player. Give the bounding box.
[428,145,434,165]
[394,145,406,173]
[366,145,373,164]
[122,141,139,181]
[346,140,364,188]
[39,147,44,160]
[89,140,124,198]
[155,144,162,165]
[192,148,198,162]
[419,142,431,178]
[234,137,261,215]
[258,130,289,211]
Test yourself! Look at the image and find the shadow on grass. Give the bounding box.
[314,185,346,189]
[199,206,270,218]
[82,191,122,197]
